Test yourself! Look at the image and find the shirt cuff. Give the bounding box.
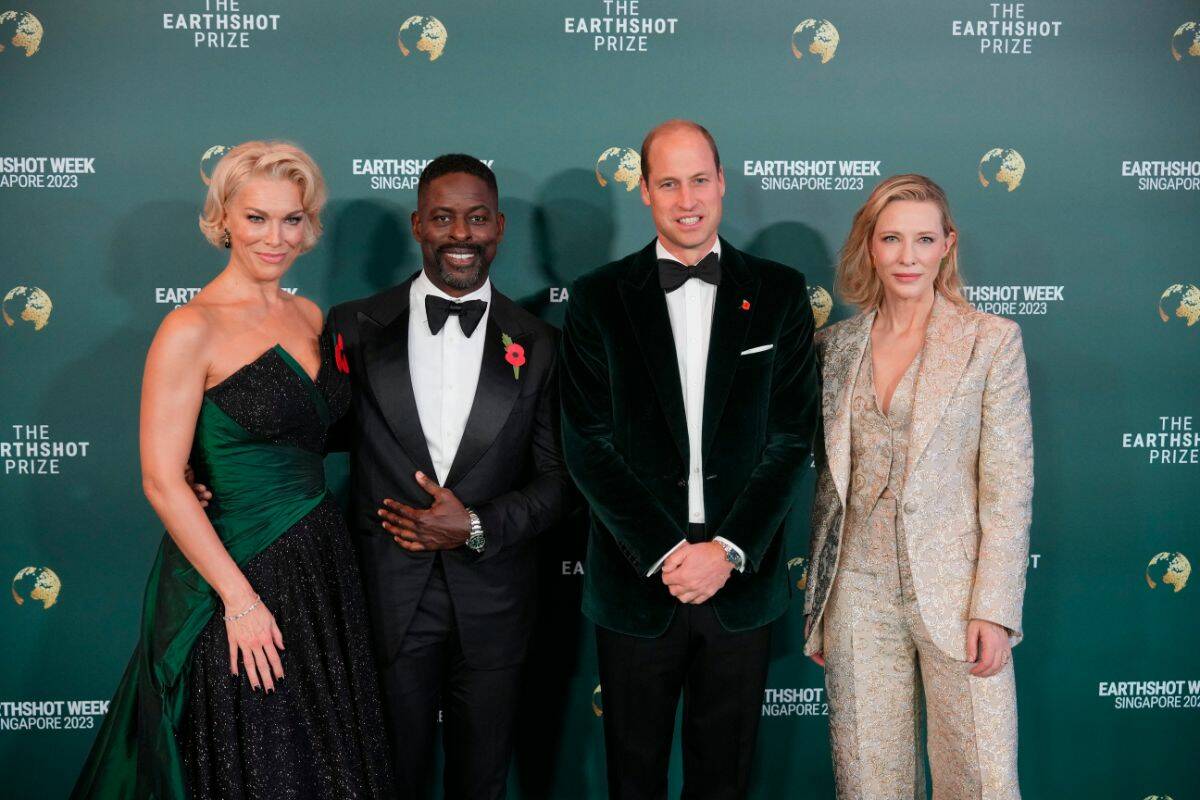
[713,536,746,573]
[646,539,688,577]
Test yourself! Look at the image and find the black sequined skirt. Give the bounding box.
[181,499,394,800]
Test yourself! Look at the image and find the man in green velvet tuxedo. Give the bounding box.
[559,119,819,798]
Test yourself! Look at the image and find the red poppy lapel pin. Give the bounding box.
[334,333,350,374]
[741,299,751,311]
[501,333,525,379]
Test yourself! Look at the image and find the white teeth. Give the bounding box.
[679,216,700,225]
[445,252,474,262]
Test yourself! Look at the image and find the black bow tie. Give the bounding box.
[425,295,487,337]
[658,251,721,293]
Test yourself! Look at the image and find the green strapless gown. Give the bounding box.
[72,342,393,799]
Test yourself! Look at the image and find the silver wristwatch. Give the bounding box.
[718,540,744,571]
[464,508,486,553]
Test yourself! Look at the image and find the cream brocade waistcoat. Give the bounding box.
[844,342,921,543]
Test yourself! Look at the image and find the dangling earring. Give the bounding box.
[222,230,231,249]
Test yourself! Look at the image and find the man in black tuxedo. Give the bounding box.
[326,155,572,799]
[559,121,819,799]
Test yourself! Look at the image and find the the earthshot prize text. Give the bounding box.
[1122,417,1199,465]
[2,425,90,475]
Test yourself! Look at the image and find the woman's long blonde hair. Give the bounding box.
[835,174,968,311]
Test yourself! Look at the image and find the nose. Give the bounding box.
[450,216,472,240]
[900,239,917,266]
[264,221,283,246]
[678,184,696,209]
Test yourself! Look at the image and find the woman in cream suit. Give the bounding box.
[804,174,1032,799]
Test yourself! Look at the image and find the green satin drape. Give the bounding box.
[72,347,329,799]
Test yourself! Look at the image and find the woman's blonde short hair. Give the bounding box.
[199,140,327,252]
[835,174,968,311]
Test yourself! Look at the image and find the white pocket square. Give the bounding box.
[739,344,774,356]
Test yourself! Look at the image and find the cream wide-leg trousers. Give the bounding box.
[822,495,1020,800]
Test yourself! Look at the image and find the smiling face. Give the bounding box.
[224,177,307,281]
[869,199,956,305]
[640,125,725,265]
[412,171,505,296]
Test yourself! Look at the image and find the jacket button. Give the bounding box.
[903,502,917,514]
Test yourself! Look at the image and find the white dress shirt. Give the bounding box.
[408,270,491,485]
[647,239,745,576]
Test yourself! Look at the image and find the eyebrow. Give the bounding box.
[245,207,304,216]
[430,204,491,213]
[878,229,939,236]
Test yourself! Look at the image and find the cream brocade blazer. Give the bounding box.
[803,294,1034,660]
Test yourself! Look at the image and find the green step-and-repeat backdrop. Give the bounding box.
[1,2,1197,797]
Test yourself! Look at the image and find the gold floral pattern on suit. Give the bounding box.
[804,294,1034,661]
[810,295,1028,799]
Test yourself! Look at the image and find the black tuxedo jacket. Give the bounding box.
[326,274,572,668]
[560,239,818,637]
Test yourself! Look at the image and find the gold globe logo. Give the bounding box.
[200,145,230,185]
[3,285,52,330]
[1171,21,1199,61]
[595,147,642,191]
[1145,552,1191,593]
[398,15,447,61]
[978,148,1025,192]
[11,566,61,609]
[1157,283,1200,327]
[591,684,603,717]
[791,19,839,64]
[787,556,809,591]
[0,10,42,57]
[807,285,832,328]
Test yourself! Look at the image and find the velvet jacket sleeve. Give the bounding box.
[712,274,819,572]
[472,330,577,561]
[559,281,686,575]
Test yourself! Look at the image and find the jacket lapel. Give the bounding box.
[700,241,759,459]
[443,293,525,488]
[361,276,437,479]
[823,310,874,504]
[619,242,689,466]
[904,294,978,484]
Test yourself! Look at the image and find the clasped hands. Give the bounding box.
[378,471,471,552]
[661,541,734,604]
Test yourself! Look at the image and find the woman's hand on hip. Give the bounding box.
[966,618,1010,678]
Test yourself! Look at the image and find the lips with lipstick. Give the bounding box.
[256,251,289,265]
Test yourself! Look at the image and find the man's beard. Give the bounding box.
[436,248,488,291]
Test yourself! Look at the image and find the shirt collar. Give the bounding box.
[655,237,721,266]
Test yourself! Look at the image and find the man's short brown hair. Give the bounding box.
[640,119,721,182]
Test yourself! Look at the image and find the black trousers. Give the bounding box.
[377,556,523,800]
[595,599,772,800]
